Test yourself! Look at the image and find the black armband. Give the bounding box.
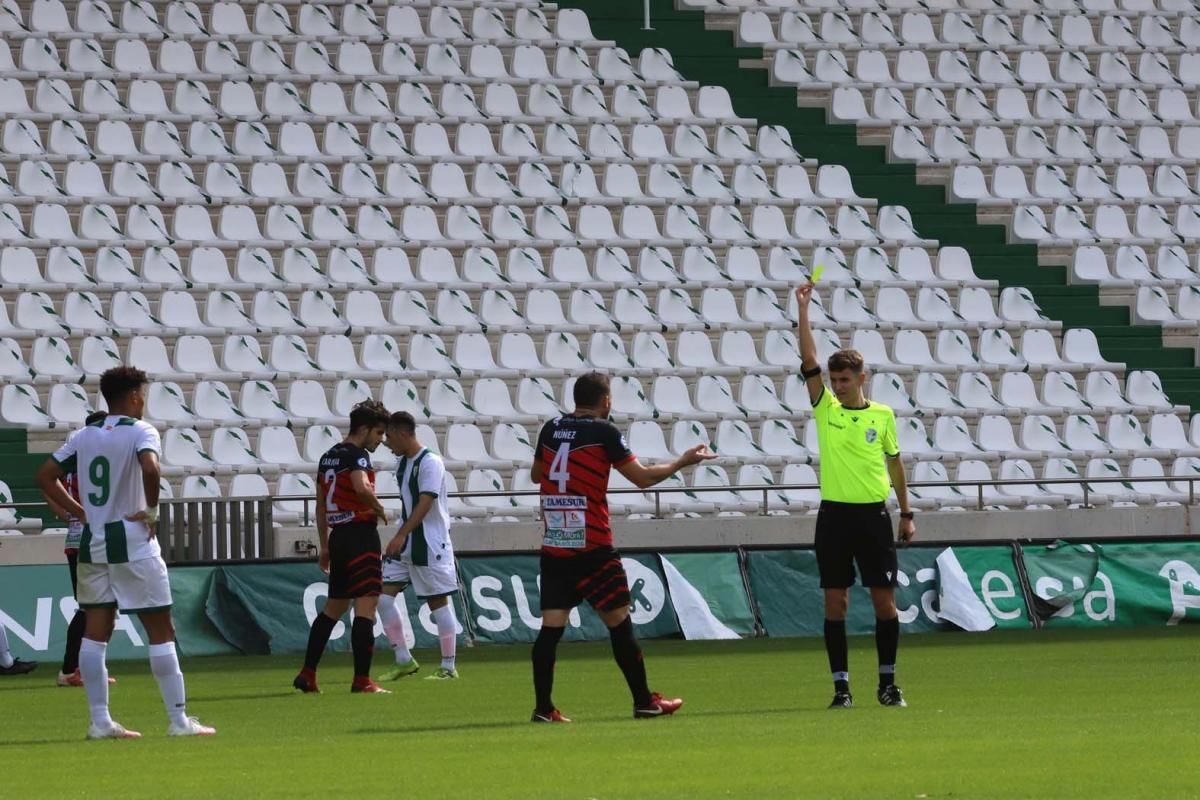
[801,365,822,380]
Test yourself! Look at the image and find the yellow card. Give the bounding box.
[811,264,825,284]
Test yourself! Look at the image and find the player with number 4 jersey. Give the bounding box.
[528,372,716,723]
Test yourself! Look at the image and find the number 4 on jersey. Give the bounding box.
[549,443,571,492]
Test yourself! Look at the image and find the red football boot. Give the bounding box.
[530,709,572,723]
[292,669,320,694]
[634,692,683,719]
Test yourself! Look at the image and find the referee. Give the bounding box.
[795,281,917,709]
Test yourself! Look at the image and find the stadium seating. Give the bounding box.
[0,0,1197,522]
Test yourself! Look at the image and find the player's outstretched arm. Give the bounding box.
[617,444,717,490]
[886,455,916,546]
[35,459,84,520]
[794,283,825,407]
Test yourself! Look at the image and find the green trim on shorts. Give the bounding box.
[417,590,456,601]
[122,604,173,614]
[383,580,411,589]
[78,601,118,609]
[418,491,439,498]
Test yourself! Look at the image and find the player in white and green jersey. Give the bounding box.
[36,367,216,740]
[377,411,461,681]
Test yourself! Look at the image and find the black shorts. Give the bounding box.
[328,523,382,599]
[815,501,898,589]
[66,549,79,596]
[540,547,631,614]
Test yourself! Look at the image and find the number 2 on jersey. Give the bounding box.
[549,443,571,492]
[87,456,110,507]
[323,468,339,510]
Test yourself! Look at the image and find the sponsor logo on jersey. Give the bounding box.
[866,428,878,443]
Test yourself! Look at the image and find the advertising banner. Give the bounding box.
[745,546,1029,637]
[659,552,755,639]
[458,553,680,644]
[1022,541,1200,627]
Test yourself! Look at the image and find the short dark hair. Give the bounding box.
[99,366,148,407]
[84,410,107,426]
[573,372,611,408]
[348,400,390,433]
[388,411,416,434]
[827,349,865,375]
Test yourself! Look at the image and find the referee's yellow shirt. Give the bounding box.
[812,388,900,504]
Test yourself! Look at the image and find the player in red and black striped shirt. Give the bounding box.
[293,400,392,695]
[529,372,714,723]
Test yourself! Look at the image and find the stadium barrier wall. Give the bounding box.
[1,543,1197,662]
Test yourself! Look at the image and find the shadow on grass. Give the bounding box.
[0,681,59,693]
[355,704,819,735]
[0,735,87,748]
[188,691,300,703]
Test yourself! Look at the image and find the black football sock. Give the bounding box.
[303,612,339,672]
[532,625,565,714]
[824,618,850,693]
[62,609,86,674]
[609,617,653,708]
[876,615,900,688]
[351,616,375,679]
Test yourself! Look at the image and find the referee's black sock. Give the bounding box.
[351,616,375,679]
[823,619,850,693]
[532,625,565,714]
[609,617,653,708]
[876,615,900,688]
[62,609,85,674]
[303,612,338,672]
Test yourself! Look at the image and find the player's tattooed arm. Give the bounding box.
[315,486,331,573]
[350,469,388,526]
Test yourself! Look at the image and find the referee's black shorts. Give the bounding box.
[328,522,383,599]
[815,500,897,589]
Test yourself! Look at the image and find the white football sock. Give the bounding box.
[376,594,412,663]
[148,642,188,727]
[432,604,457,671]
[79,638,112,727]
[0,625,13,668]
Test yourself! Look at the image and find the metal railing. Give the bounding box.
[4,474,1195,540]
[273,473,1198,524]
[1,497,274,564]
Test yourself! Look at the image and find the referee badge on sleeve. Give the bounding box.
[865,428,878,444]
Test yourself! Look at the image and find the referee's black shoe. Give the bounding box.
[877,685,907,707]
[0,658,38,676]
[828,691,853,709]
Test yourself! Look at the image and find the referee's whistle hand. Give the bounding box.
[897,518,917,547]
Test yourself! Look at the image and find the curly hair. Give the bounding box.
[348,399,390,433]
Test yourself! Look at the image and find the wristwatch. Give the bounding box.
[899,511,915,520]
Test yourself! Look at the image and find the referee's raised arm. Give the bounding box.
[794,283,824,407]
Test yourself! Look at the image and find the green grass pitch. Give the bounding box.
[3,628,1198,799]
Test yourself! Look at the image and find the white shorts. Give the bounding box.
[383,555,458,599]
[77,557,173,613]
